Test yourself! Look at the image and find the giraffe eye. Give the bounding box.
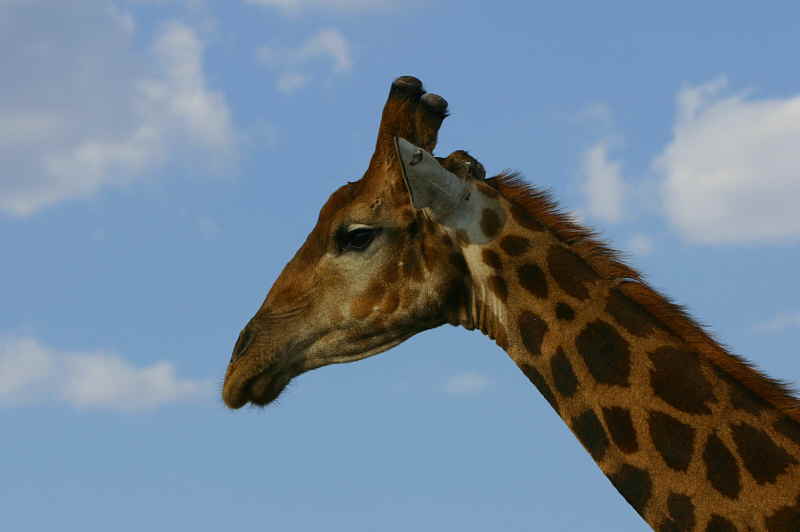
[338,226,380,252]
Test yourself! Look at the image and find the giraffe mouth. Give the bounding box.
[222,330,318,409]
[223,364,297,409]
[244,368,294,407]
[222,327,426,409]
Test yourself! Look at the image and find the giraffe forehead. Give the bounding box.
[314,180,405,234]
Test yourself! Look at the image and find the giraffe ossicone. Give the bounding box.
[223,76,800,531]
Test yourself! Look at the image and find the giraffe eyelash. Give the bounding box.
[336,225,381,253]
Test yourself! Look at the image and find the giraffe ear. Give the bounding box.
[395,137,470,222]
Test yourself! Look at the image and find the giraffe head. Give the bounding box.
[223,76,501,409]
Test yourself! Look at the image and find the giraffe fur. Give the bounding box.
[222,76,800,531]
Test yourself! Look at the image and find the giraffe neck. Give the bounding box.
[450,181,800,531]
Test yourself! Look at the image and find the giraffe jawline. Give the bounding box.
[224,329,421,409]
[228,367,295,409]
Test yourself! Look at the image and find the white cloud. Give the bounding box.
[754,312,800,334]
[655,77,800,244]
[277,72,311,94]
[581,140,626,223]
[108,4,136,34]
[303,28,352,72]
[0,337,54,400]
[443,372,491,396]
[627,233,653,256]
[257,28,352,92]
[574,102,613,127]
[244,0,390,13]
[0,3,236,216]
[147,22,235,149]
[0,336,212,410]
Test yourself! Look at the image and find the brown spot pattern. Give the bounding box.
[555,302,575,321]
[649,411,695,471]
[703,433,741,499]
[547,245,597,300]
[706,515,737,532]
[603,406,639,454]
[728,380,767,415]
[518,311,548,357]
[606,289,654,338]
[510,202,545,231]
[648,346,716,414]
[550,348,578,398]
[493,326,509,349]
[440,279,470,324]
[488,275,508,302]
[482,249,503,271]
[660,492,695,532]
[774,416,800,447]
[571,409,609,461]
[449,251,468,275]
[730,422,798,484]
[500,235,531,256]
[575,320,631,387]
[519,363,559,411]
[382,260,400,284]
[659,520,681,531]
[609,464,652,517]
[480,208,502,239]
[517,263,548,299]
[766,494,800,532]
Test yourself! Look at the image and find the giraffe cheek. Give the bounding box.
[349,280,384,321]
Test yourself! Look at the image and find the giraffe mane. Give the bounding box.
[488,171,800,422]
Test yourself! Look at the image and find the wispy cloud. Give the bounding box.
[581,140,626,223]
[277,72,311,93]
[655,77,800,244]
[442,372,492,396]
[257,28,352,93]
[754,312,800,334]
[574,102,614,128]
[0,5,236,216]
[627,233,653,256]
[0,336,212,410]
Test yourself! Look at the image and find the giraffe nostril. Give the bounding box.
[231,326,255,362]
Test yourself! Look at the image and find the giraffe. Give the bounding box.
[222,76,800,531]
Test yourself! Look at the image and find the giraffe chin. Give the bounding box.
[223,366,295,409]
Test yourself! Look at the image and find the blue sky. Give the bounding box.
[2,1,800,530]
